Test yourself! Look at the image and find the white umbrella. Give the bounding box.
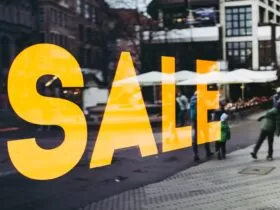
[174,70,196,82]
[228,69,276,100]
[254,71,277,82]
[228,69,272,83]
[113,71,174,104]
[113,71,174,86]
[177,71,252,85]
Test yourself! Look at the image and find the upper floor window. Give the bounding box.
[39,7,44,23]
[85,3,89,19]
[79,24,84,41]
[226,6,252,37]
[259,41,272,66]
[92,7,96,23]
[76,0,81,14]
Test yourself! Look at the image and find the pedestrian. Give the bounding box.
[176,90,188,126]
[190,91,213,162]
[272,87,280,107]
[216,113,231,160]
[250,101,280,161]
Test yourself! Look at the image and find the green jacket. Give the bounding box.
[258,108,280,134]
[220,121,231,142]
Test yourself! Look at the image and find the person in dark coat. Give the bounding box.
[190,91,213,162]
[251,100,280,161]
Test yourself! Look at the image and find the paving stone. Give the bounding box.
[79,139,280,210]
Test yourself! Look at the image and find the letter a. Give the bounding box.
[90,52,158,169]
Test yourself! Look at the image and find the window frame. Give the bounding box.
[225,6,252,37]
[226,41,252,68]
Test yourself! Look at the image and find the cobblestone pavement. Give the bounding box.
[79,137,280,210]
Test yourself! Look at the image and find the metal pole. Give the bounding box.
[272,23,277,68]
[153,85,157,104]
[241,84,245,100]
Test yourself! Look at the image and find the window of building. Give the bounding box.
[51,9,55,23]
[59,11,62,26]
[85,3,89,19]
[40,33,45,42]
[76,0,81,14]
[86,28,92,42]
[54,10,58,24]
[259,41,272,66]
[50,33,55,43]
[259,7,265,24]
[86,48,92,67]
[227,41,252,68]
[79,47,85,66]
[59,35,63,46]
[269,11,274,22]
[64,14,67,27]
[226,6,252,37]
[92,7,96,23]
[39,7,44,23]
[79,24,84,41]
[1,36,11,69]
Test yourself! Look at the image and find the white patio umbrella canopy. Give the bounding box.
[178,71,253,85]
[113,71,174,86]
[228,69,276,83]
[174,70,196,82]
[254,71,277,82]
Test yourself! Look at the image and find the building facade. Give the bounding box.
[220,0,280,70]
[0,0,35,80]
[0,0,36,110]
[143,0,222,73]
[143,0,280,100]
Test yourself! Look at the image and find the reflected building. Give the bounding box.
[142,0,222,73]
[142,0,280,100]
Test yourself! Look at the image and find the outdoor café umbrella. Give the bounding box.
[113,71,174,86]
[177,71,253,85]
[228,69,277,99]
[174,70,197,82]
[113,71,174,104]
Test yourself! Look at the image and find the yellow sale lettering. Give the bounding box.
[6,44,221,180]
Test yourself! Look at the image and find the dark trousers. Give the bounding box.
[254,130,274,157]
[216,141,226,158]
[179,110,187,126]
[192,120,211,157]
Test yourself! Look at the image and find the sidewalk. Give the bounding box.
[79,139,280,210]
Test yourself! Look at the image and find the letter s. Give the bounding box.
[7,44,87,180]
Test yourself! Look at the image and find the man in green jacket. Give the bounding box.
[251,102,280,161]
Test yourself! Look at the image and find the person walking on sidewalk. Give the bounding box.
[216,113,231,160]
[176,90,188,126]
[190,91,213,162]
[251,101,280,161]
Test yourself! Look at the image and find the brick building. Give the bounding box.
[0,0,36,110]
[0,0,36,81]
